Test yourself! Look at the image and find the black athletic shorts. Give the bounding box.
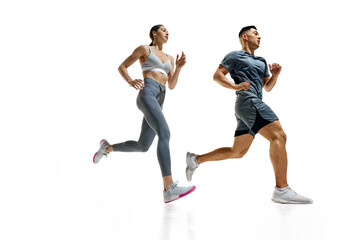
[234,98,279,137]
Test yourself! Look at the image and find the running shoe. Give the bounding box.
[93,139,110,164]
[271,186,313,204]
[186,152,199,181]
[163,181,196,203]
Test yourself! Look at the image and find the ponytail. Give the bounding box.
[149,24,163,46]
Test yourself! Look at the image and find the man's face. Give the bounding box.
[244,28,261,48]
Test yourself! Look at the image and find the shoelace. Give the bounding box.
[170,181,179,190]
[276,187,296,196]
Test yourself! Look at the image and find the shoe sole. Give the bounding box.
[186,152,191,181]
[271,198,313,204]
[164,186,196,203]
[186,152,197,182]
[93,152,97,164]
[186,167,194,182]
[186,152,192,166]
[93,139,107,164]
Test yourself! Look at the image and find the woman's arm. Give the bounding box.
[118,45,147,90]
[167,52,186,90]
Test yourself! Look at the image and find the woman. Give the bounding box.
[93,24,195,203]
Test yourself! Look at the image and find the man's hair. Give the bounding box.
[238,25,257,38]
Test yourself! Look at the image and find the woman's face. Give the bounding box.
[153,26,169,43]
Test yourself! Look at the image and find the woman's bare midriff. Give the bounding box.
[143,71,167,87]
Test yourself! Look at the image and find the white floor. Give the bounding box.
[2,144,359,240]
[50,195,336,240]
[1,186,353,240]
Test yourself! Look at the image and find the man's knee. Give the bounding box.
[280,131,287,143]
[231,148,249,159]
[271,129,286,144]
[260,121,287,143]
[274,122,287,143]
[231,134,253,158]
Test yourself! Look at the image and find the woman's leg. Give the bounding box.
[106,84,172,189]
[137,90,172,178]
[109,117,156,152]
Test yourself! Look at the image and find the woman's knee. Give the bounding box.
[138,143,151,152]
[158,127,170,141]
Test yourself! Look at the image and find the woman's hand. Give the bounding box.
[129,79,144,90]
[176,52,186,69]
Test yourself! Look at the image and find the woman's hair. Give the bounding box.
[149,24,164,46]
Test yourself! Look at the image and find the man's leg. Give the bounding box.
[197,134,254,164]
[258,120,288,188]
[258,120,313,203]
[186,134,253,181]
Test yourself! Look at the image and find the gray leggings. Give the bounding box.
[113,78,171,177]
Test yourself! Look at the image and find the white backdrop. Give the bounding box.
[1,0,360,239]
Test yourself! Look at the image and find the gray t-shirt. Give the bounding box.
[221,50,270,100]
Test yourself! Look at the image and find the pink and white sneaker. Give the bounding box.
[163,181,196,203]
[93,139,110,164]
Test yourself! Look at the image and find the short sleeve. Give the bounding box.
[263,59,270,78]
[220,51,237,72]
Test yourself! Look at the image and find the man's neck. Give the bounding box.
[242,44,255,55]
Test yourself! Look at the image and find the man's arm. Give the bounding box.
[263,63,282,92]
[213,65,250,91]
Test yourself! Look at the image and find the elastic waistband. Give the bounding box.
[144,78,166,91]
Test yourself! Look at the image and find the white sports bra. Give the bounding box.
[141,46,171,75]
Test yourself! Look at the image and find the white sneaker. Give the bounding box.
[163,181,196,203]
[186,152,199,181]
[271,187,313,204]
[93,139,110,164]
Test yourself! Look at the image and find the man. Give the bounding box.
[186,26,312,204]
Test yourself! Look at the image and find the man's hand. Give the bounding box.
[263,63,282,92]
[233,81,250,91]
[269,63,282,77]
